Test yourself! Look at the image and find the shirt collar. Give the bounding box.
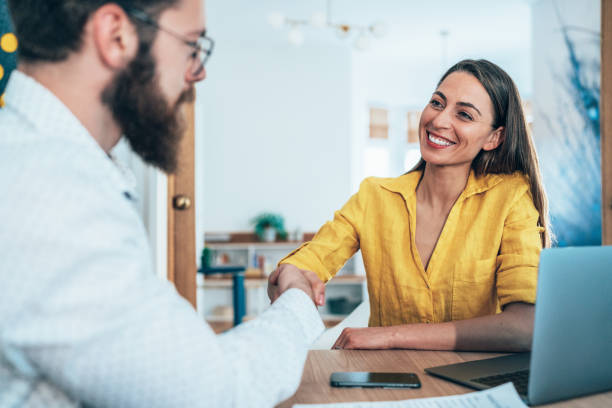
[5,70,92,147]
[379,168,505,201]
[4,70,137,200]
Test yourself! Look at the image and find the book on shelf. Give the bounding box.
[204,232,231,242]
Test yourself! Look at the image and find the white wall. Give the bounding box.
[198,4,353,234]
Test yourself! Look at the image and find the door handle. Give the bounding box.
[173,195,192,210]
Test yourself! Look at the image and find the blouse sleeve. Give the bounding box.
[496,188,544,308]
[279,178,372,282]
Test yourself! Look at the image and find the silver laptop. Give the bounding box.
[425,246,612,405]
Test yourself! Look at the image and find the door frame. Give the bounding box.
[602,0,612,244]
[167,102,197,308]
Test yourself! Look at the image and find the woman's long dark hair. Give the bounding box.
[412,59,551,248]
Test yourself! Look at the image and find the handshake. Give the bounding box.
[267,263,326,306]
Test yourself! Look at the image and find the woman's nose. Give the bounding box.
[430,108,452,129]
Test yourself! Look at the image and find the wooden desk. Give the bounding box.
[277,350,612,407]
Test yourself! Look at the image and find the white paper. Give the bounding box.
[293,382,527,408]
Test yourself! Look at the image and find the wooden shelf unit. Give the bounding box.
[200,274,366,288]
[201,232,367,332]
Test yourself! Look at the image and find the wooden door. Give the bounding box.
[603,0,612,245]
[167,101,197,307]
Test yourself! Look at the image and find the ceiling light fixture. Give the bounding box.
[267,0,387,51]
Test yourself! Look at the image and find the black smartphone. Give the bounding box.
[330,372,421,389]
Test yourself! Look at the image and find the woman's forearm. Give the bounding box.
[390,302,534,352]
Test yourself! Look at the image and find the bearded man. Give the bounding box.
[0,1,324,406]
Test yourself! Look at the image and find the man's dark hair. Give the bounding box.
[7,0,178,63]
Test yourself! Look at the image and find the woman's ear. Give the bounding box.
[483,126,505,151]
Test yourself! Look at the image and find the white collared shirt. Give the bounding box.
[0,71,324,408]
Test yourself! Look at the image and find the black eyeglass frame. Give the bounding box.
[125,8,214,76]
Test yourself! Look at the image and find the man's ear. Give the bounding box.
[90,4,138,69]
[483,126,505,151]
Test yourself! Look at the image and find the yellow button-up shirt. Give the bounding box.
[280,170,543,327]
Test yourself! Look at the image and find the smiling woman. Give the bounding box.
[275,59,550,353]
[414,60,550,248]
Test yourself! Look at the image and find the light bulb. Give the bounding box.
[310,11,327,28]
[335,24,351,39]
[267,12,285,29]
[369,22,387,38]
[288,27,304,46]
[354,33,370,51]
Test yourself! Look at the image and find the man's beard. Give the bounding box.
[101,47,195,173]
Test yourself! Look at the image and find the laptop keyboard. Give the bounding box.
[470,369,529,395]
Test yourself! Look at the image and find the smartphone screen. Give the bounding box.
[330,372,421,388]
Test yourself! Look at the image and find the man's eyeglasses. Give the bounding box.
[125,8,214,77]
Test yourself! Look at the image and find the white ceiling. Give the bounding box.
[207,0,532,60]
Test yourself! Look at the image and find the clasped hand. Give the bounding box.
[332,326,396,349]
[267,263,326,306]
[267,265,397,349]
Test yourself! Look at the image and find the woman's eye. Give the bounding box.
[458,111,473,121]
[430,100,443,109]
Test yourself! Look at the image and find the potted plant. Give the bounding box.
[251,212,287,242]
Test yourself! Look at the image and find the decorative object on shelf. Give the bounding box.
[290,227,303,242]
[211,305,233,320]
[250,212,287,242]
[327,297,362,315]
[200,246,212,268]
[245,267,264,278]
[267,0,386,50]
[204,232,231,243]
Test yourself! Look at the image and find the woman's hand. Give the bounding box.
[267,263,326,306]
[332,327,397,350]
[332,302,534,351]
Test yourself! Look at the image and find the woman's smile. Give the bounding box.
[426,130,456,149]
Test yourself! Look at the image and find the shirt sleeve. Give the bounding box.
[496,188,544,308]
[278,178,371,282]
[11,283,323,408]
[1,158,324,408]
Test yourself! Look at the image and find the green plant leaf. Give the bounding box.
[251,212,287,240]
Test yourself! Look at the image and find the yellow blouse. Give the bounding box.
[279,170,543,327]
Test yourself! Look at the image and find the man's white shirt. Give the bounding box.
[0,71,324,407]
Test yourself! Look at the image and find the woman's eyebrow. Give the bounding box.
[433,91,482,117]
[457,101,482,117]
[433,91,447,102]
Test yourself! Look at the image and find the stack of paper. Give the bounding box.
[293,383,527,408]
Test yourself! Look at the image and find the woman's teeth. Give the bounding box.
[428,133,454,146]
